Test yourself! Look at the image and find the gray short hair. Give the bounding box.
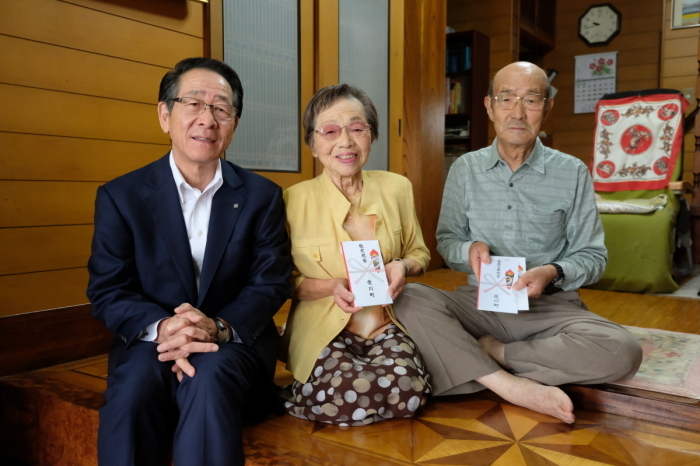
[303,84,378,149]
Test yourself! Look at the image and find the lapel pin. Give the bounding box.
[233,204,239,208]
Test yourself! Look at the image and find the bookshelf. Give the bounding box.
[444,30,489,178]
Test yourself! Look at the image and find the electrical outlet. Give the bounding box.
[682,87,695,104]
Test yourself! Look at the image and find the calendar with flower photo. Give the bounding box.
[574,52,618,114]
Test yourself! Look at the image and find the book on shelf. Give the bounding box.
[446,45,471,73]
[445,78,450,114]
[445,77,472,114]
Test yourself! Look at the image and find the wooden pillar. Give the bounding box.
[691,31,700,263]
[403,0,446,271]
[695,29,700,208]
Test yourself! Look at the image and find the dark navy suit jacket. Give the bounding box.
[87,154,291,377]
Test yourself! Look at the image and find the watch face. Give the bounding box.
[579,4,621,46]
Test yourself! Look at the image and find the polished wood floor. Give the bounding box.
[37,269,700,465]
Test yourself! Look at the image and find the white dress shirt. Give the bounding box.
[140,152,231,342]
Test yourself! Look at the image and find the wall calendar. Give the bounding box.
[574,52,618,114]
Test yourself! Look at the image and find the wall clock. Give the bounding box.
[578,3,621,47]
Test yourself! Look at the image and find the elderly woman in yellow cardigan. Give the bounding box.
[279,84,431,426]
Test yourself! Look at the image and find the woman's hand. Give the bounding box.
[330,278,363,314]
[385,259,409,300]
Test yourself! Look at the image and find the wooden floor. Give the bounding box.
[34,269,700,465]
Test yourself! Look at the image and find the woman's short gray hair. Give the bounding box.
[303,84,378,149]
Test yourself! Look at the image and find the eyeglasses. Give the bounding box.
[315,123,371,141]
[492,93,547,111]
[171,97,236,121]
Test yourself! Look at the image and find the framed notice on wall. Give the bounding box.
[672,0,700,29]
[574,52,617,114]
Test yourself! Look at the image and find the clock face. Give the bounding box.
[578,3,621,46]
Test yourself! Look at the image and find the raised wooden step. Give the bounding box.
[3,271,700,464]
[3,354,700,465]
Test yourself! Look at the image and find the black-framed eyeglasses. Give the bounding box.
[314,123,371,141]
[493,93,547,111]
[171,97,236,121]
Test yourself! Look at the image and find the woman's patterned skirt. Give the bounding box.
[281,325,431,426]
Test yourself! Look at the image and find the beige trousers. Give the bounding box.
[393,283,642,396]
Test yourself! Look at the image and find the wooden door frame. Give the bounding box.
[403,0,446,271]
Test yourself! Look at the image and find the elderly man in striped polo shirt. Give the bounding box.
[394,62,642,424]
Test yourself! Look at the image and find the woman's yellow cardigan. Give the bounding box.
[280,170,430,383]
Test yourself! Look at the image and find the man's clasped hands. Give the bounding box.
[155,303,220,381]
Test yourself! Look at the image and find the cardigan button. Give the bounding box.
[360,207,367,213]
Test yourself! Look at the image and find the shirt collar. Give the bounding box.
[319,169,381,224]
[169,151,223,203]
[484,137,546,174]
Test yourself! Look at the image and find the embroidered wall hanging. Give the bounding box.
[590,90,688,191]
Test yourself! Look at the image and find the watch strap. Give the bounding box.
[390,258,409,273]
[214,317,231,345]
[545,262,565,287]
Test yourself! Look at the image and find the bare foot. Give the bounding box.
[478,335,510,369]
[477,370,575,424]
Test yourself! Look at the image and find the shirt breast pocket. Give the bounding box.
[524,208,566,252]
[291,237,337,278]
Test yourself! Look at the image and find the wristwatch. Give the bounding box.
[545,263,565,287]
[214,317,231,345]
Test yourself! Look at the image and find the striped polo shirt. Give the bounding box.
[437,138,607,291]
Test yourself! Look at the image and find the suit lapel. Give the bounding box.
[144,156,198,304]
[197,161,245,306]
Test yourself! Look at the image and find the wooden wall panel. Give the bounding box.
[551,32,661,58]
[0,304,112,377]
[0,84,168,144]
[0,269,90,317]
[0,0,204,320]
[661,0,698,184]
[665,37,698,58]
[0,226,93,276]
[0,133,169,182]
[61,0,204,37]
[0,35,167,104]
[447,0,515,74]
[664,56,699,78]
[555,14,659,34]
[0,0,202,68]
[541,0,663,165]
[0,182,101,228]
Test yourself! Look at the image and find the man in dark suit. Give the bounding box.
[87,57,291,466]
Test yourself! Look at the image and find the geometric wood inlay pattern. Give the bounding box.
[240,392,700,465]
[239,395,700,466]
[4,269,700,465]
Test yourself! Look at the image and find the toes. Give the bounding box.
[556,405,575,424]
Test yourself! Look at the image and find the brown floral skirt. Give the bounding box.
[280,325,431,426]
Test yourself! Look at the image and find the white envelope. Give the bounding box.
[477,256,529,313]
[341,240,393,307]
